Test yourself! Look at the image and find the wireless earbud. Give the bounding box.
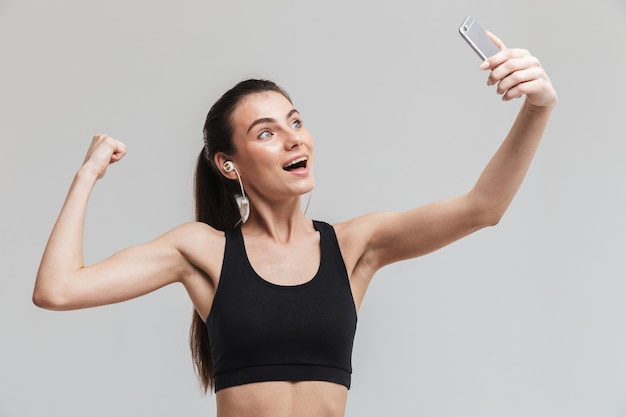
[223,160,235,173]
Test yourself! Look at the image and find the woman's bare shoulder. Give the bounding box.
[168,221,224,239]
[165,221,226,260]
[332,212,389,243]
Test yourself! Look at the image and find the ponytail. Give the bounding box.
[190,151,240,393]
[189,79,293,393]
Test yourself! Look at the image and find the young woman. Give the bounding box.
[33,33,557,417]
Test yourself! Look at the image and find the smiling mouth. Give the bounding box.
[283,157,308,171]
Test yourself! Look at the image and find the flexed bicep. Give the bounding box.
[34,227,194,310]
[33,134,214,311]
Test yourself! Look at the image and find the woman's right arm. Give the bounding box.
[33,134,199,310]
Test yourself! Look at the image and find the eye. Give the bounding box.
[290,119,303,129]
[258,129,273,139]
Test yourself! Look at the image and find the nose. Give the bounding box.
[284,130,302,149]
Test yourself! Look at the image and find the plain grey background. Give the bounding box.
[1,0,625,416]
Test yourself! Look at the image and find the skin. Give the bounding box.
[33,33,557,417]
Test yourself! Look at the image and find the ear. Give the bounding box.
[214,152,238,180]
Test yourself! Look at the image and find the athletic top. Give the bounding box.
[206,220,358,392]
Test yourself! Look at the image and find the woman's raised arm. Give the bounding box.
[33,135,200,310]
[347,34,557,274]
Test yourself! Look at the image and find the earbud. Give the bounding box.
[236,195,250,224]
[223,160,235,173]
[221,160,250,225]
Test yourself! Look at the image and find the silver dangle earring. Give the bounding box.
[224,161,250,225]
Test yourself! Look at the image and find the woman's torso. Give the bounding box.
[179,219,374,417]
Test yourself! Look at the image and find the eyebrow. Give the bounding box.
[246,108,300,134]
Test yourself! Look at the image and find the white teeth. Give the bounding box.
[284,156,308,168]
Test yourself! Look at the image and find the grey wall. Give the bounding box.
[1,0,625,416]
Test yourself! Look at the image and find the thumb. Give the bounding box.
[486,31,506,49]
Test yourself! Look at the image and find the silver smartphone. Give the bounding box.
[459,16,500,60]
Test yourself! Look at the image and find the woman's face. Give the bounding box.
[228,90,315,202]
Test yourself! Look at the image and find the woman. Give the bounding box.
[33,32,557,417]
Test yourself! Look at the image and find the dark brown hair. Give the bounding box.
[190,79,292,392]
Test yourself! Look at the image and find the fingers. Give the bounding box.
[501,77,546,102]
[482,47,533,75]
[489,54,541,92]
[90,134,127,163]
[83,134,127,179]
[480,47,556,106]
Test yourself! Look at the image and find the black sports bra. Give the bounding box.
[206,220,358,392]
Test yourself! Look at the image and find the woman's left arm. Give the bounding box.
[357,34,557,271]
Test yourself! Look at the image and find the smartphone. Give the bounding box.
[459,16,500,60]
